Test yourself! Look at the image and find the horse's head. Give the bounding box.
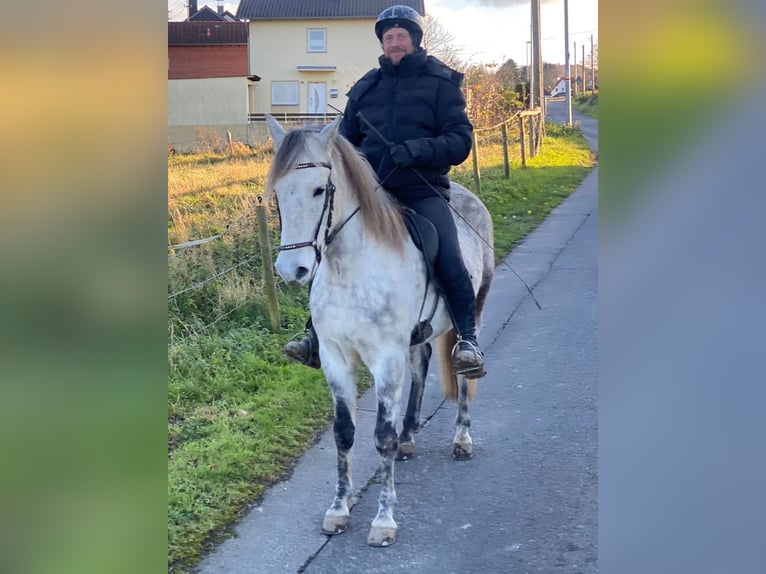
[265,115,342,286]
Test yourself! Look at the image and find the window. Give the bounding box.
[271,81,299,106]
[307,29,326,53]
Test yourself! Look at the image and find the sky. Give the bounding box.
[428,0,598,65]
[168,0,598,66]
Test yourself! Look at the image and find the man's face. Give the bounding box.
[381,26,415,66]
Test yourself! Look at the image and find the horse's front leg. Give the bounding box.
[321,360,358,536]
[452,373,473,459]
[398,343,432,460]
[367,357,406,546]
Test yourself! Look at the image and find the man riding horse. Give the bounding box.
[285,4,485,378]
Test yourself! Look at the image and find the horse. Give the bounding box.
[264,114,494,547]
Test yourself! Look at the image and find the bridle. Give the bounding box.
[277,161,359,267]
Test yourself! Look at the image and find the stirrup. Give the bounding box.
[284,332,321,369]
[451,339,486,378]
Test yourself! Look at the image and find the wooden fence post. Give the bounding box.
[501,123,510,178]
[518,116,527,168]
[471,131,481,195]
[528,115,536,158]
[227,130,234,155]
[255,195,281,333]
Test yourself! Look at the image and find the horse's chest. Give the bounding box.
[311,263,415,324]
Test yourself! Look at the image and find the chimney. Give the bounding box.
[217,1,224,16]
[188,0,198,20]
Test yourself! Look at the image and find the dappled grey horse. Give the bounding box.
[265,115,494,546]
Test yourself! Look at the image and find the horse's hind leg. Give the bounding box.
[398,343,431,460]
[367,359,406,546]
[452,373,473,460]
[321,367,358,536]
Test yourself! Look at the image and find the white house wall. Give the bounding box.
[168,77,248,125]
[168,77,253,152]
[248,19,382,116]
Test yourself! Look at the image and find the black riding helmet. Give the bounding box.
[375,5,425,47]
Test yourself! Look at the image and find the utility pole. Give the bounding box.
[572,42,577,96]
[582,44,585,95]
[527,37,533,110]
[531,0,544,118]
[564,0,572,126]
[525,40,533,109]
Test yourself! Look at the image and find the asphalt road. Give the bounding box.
[197,100,598,574]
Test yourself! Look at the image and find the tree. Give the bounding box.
[494,59,527,112]
[495,58,521,88]
[585,41,598,71]
[422,14,461,69]
[462,64,517,128]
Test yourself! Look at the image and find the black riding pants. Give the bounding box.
[399,194,470,290]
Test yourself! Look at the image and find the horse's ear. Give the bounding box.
[317,117,341,148]
[265,114,287,150]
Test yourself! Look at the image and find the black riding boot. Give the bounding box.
[284,318,321,369]
[442,272,486,378]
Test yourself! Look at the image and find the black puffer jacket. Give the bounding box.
[340,49,473,201]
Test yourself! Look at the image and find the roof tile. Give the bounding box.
[236,0,425,20]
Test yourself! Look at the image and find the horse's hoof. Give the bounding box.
[453,443,473,460]
[367,526,397,547]
[321,515,348,535]
[396,441,415,460]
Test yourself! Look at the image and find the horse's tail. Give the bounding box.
[437,330,478,402]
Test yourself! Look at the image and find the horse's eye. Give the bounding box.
[313,186,325,197]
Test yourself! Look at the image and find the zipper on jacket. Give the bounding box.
[385,77,399,142]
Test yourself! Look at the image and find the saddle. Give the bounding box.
[401,208,443,346]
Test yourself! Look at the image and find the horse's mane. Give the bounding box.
[266,125,407,253]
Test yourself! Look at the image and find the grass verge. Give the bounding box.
[572,92,599,119]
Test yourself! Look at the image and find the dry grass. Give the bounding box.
[168,144,272,248]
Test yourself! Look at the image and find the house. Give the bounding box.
[189,1,239,22]
[549,78,569,98]
[168,1,426,151]
[236,0,426,139]
[167,17,255,152]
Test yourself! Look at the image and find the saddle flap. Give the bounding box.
[402,208,444,346]
[402,208,439,280]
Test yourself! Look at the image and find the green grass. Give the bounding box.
[167,122,595,572]
[168,327,331,565]
[453,123,595,260]
[572,92,599,119]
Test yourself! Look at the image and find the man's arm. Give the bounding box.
[395,80,472,169]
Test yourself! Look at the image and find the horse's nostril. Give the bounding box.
[296,266,309,280]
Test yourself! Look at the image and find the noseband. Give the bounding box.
[277,161,359,266]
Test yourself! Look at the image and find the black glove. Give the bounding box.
[390,143,416,168]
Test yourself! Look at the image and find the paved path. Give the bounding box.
[197,101,598,574]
